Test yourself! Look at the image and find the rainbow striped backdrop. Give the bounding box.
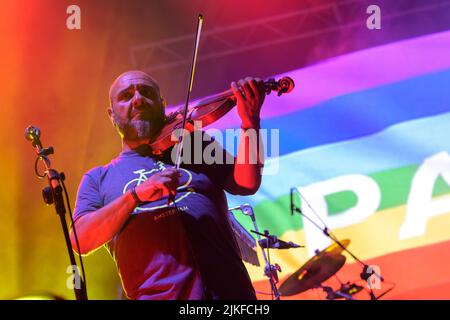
[212,30,450,299]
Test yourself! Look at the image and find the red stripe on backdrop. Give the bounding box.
[253,239,450,300]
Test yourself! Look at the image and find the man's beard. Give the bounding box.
[113,112,164,141]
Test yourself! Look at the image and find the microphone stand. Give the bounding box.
[230,204,282,300]
[251,230,304,250]
[25,126,88,300]
[290,188,391,300]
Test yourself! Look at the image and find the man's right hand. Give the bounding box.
[134,168,181,202]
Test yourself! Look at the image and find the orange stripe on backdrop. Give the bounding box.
[253,238,450,300]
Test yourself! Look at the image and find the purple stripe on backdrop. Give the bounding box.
[165,29,450,131]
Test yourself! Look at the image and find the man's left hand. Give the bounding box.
[231,77,265,129]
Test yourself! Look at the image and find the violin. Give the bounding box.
[156,14,295,205]
[149,76,295,155]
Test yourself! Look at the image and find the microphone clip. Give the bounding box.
[38,146,54,157]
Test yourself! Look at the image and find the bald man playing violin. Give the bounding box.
[70,70,266,300]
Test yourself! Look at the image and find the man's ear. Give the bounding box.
[107,107,116,126]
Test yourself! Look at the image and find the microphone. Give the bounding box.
[258,235,303,249]
[24,125,40,141]
[24,125,54,156]
[24,125,42,148]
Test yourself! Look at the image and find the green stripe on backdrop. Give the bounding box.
[234,164,450,236]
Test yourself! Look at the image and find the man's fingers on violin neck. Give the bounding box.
[231,81,244,100]
[248,79,261,96]
[238,79,254,99]
[245,76,263,86]
[245,76,263,92]
[245,77,258,87]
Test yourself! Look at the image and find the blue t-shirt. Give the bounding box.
[73,143,256,300]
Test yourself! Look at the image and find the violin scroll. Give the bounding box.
[265,77,295,97]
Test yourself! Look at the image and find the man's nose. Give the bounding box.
[132,91,144,108]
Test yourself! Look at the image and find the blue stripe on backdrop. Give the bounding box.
[208,69,450,156]
[258,69,450,156]
[226,111,450,208]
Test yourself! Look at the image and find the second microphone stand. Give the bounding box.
[290,188,392,300]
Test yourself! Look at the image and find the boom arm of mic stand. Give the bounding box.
[294,206,384,281]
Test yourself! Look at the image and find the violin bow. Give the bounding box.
[168,13,204,204]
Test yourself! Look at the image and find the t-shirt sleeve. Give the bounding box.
[73,168,103,223]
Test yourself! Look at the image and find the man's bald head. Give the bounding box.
[107,70,165,142]
[109,70,160,105]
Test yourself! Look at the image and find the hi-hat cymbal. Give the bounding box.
[278,240,350,297]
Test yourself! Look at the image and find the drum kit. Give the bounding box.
[229,200,389,300]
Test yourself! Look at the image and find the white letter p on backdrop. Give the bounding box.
[299,174,381,257]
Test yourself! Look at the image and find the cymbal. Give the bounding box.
[279,253,346,296]
[321,239,350,256]
[278,240,350,297]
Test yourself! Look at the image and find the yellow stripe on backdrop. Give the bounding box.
[245,194,450,282]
